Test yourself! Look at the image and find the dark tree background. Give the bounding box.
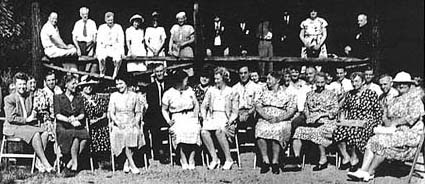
[0,0,423,77]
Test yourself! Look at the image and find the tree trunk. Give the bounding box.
[31,1,43,88]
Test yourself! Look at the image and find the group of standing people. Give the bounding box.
[40,7,194,79]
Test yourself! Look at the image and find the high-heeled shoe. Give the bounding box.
[123,160,130,173]
[208,160,220,170]
[182,163,189,170]
[271,163,280,174]
[260,162,270,174]
[312,162,328,171]
[130,166,140,174]
[222,161,233,170]
[338,161,350,170]
[188,164,196,170]
[35,159,46,173]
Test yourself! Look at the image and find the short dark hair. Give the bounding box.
[336,66,346,72]
[267,71,282,81]
[239,66,250,73]
[350,72,365,82]
[61,74,77,88]
[171,70,189,88]
[45,71,55,80]
[364,65,374,72]
[13,72,28,84]
[289,65,301,72]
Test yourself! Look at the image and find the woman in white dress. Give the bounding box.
[162,70,201,170]
[125,14,147,72]
[201,67,239,170]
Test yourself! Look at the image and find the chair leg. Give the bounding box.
[169,134,174,166]
[253,153,257,169]
[90,157,94,172]
[235,134,241,168]
[144,153,148,170]
[302,154,306,169]
[111,152,115,173]
[30,153,36,174]
[0,136,6,170]
[407,141,424,183]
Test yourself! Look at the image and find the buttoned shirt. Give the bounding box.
[72,19,97,42]
[40,22,61,49]
[326,78,353,96]
[232,80,261,110]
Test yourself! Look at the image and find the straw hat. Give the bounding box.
[129,14,144,23]
[78,75,98,86]
[392,71,415,83]
[176,12,186,19]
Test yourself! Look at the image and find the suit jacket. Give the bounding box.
[3,92,33,126]
[232,22,254,55]
[145,81,168,127]
[206,21,228,48]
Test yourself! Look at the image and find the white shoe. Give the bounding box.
[222,161,233,170]
[130,166,140,174]
[347,170,369,181]
[35,158,46,173]
[123,160,130,173]
[363,174,374,182]
[208,160,220,170]
[182,164,189,170]
[188,164,195,170]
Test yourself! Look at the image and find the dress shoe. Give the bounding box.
[130,166,140,174]
[123,160,130,173]
[260,163,270,174]
[222,161,233,170]
[338,161,350,170]
[312,162,328,171]
[208,160,220,170]
[271,163,280,174]
[181,163,189,170]
[188,164,196,170]
[160,158,171,164]
[63,167,76,178]
[347,170,371,181]
[349,163,360,172]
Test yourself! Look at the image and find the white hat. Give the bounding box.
[129,14,144,23]
[176,12,186,19]
[393,71,415,83]
[78,75,99,86]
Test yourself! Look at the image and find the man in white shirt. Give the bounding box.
[233,66,261,143]
[72,7,97,73]
[378,74,399,107]
[96,12,124,78]
[40,12,77,62]
[364,66,383,96]
[326,66,353,100]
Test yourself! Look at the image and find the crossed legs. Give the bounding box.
[31,132,53,169]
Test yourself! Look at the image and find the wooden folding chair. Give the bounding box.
[407,131,425,184]
[85,119,94,172]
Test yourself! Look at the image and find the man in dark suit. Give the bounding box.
[232,17,254,56]
[206,15,229,56]
[145,63,170,164]
[274,11,298,57]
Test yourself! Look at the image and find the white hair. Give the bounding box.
[80,7,89,14]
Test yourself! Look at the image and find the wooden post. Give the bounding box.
[193,1,202,69]
[372,0,383,73]
[30,1,43,88]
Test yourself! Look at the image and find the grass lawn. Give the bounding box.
[1,153,424,184]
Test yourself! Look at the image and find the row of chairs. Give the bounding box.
[1,116,424,184]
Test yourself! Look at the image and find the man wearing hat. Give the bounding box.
[145,11,167,67]
[168,11,195,57]
[96,12,125,79]
[126,14,147,72]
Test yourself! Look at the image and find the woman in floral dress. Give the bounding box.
[255,71,297,174]
[333,72,382,172]
[79,76,110,168]
[109,75,146,174]
[347,71,425,182]
[293,72,339,171]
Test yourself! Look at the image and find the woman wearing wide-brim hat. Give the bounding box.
[347,71,425,182]
[79,75,111,169]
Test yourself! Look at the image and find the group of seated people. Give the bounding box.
[2,63,424,182]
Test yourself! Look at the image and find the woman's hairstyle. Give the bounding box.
[115,71,132,86]
[61,74,76,89]
[214,66,230,84]
[105,12,114,20]
[267,71,283,81]
[350,72,365,82]
[171,70,188,88]
[13,72,28,84]
[314,72,327,81]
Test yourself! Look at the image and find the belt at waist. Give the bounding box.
[172,108,194,115]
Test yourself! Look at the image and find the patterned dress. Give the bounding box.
[162,87,201,148]
[193,84,210,105]
[255,87,297,146]
[83,94,110,153]
[333,89,382,152]
[300,17,328,58]
[170,24,195,57]
[33,87,62,140]
[109,91,146,156]
[293,89,339,147]
[366,91,425,160]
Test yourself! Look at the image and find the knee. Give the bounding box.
[215,129,224,136]
[201,130,210,137]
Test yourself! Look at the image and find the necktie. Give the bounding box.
[83,21,87,37]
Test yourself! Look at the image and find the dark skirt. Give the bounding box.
[56,121,90,154]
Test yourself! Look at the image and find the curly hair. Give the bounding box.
[214,66,231,84]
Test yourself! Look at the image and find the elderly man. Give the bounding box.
[40,12,77,68]
[326,66,353,100]
[233,66,261,144]
[299,9,328,58]
[72,7,97,57]
[168,12,195,57]
[378,74,399,106]
[344,14,372,59]
[364,66,383,96]
[96,12,124,78]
